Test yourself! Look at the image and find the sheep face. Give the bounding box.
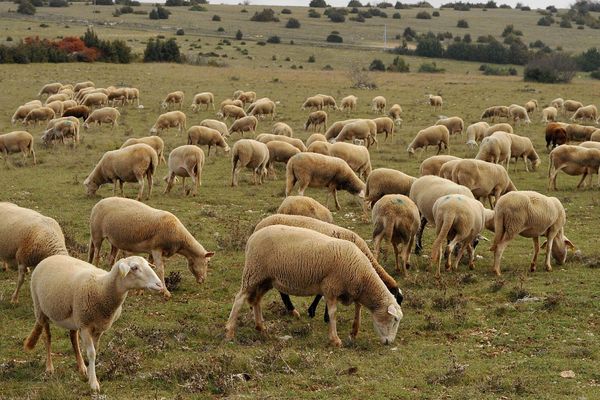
[117,256,163,292]
[83,177,99,196]
[372,303,403,345]
[187,252,214,284]
[549,234,575,265]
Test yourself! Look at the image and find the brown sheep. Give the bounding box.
[545,123,568,149]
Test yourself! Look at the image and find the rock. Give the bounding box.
[560,370,576,378]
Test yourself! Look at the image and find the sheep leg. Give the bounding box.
[523,156,529,173]
[279,292,300,318]
[252,296,266,332]
[70,330,87,376]
[80,328,100,392]
[575,172,587,189]
[452,243,467,271]
[10,264,27,304]
[225,290,248,340]
[112,180,118,196]
[392,240,404,276]
[466,244,475,270]
[350,303,362,340]
[332,189,341,210]
[147,172,153,199]
[40,318,54,374]
[492,240,509,276]
[181,176,187,194]
[307,295,323,319]
[415,217,427,255]
[544,229,560,272]
[325,297,342,347]
[530,236,540,272]
[164,174,175,194]
[118,180,124,197]
[151,250,171,300]
[108,245,120,266]
[405,234,415,271]
[136,176,145,201]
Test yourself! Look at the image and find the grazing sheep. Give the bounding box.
[304,110,328,132]
[548,144,600,190]
[591,129,600,142]
[107,87,129,107]
[388,104,403,124]
[340,95,358,112]
[571,105,599,123]
[372,194,420,275]
[225,225,403,346]
[542,106,558,123]
[451,159,517,208]
[407,125,450,157]
[435,116,464,136]
[302,95,324,111]
[0,202,67,303]
[419,155,461,176]
[24,107,55,126]
[234,90,256,104]
[428,94,443,111]
[508,104,531,125]
[219,104,246,121]
[373,117,395,141]
[286,152,365,210]
[476,131,512,169]
[365,168,417,208]
[248,99,276,120]
[164,145,205,196]
[271,121,294,137]
[45,93,70,104]
[219,98,244,111]
[333,119,378,149]
[372,96,386,113]
[277,195,333,222]
[231,139,269,186]
[329,142,372,181]
[306,133,327,147]
[484,123,513,137]
[41,118,79,146]
[190,92,215,112]
[266,140,301,177]
[187,126,230,156]
[84,144,158,201]
[524,99,538,114]
[83,107,120,130]
[465,121,490,148]
[149,110,186,135]
[0,131,36,164]
[437,158,463,180]
[409,175,475,254]
[45,100,64,117]
[431,194,492,275]
[38,82,62,97]
[125,87,140,106]
[61,99,77,111]
[228,115,258,136]
[121,136,166,165]
[12,104,40,125]
[81,93,109,109]
[508,133,540,172]
[24,255,162,391]
[161,90,184,110]
[564,99,584,113]
[579,141,600,150]
[256,133,307,152]
[565,123,597,142]
[63,105,90,120]
[88,197,214,298]
[551,97,564,112]
[317,94,338,110]
[200,118,228,137]
[481,106,510,122]
[324,119,357,140]
[73,81,95,92]
[307,140,332,155]
[490,191,573,275]
[545,122,568,149]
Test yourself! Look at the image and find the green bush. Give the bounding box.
[590,70,600,80]
[235,30,243,40]
[369,59,386,71]
[416,11,431,19]
[537,15,554,26]
[393,12,401,18]
[286,18,301,28]
[308,55,316,62]
[432,10,440,16]
[524,52,576,83]
[149,6,170,19]
[457,19,468,28]
[176,28,185,36]
[143,38,181,62]
[308,9,321,18]
[348,0,363,6]
[266,35,281,44]
[17,0,36,15]
[189,5,206,11]
[415,33,444,57]
[388,56,410,72]
[418,62,445,73]
[281,8,292,14]
[309,0,328,7]
[48,0,68,7]
[250,8,279,22]
[326,33,343,43]
[576,47,600,72]
[560,18,572,28]
[212,14,221,21]
[328,10,346,22]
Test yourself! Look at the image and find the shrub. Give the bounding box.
[286,18,301,28]
[501,24,522,37]
[266,35,281,43]
[348,0,363,6]
[457,19,468,28]
[418,62,445,73]
[537,15,554,26]
[576,47,600,72]
[590,70,600,80]
[17,0,36,15]
[393,12,401,18]
[524,52,576,83]
[416,11,431,19]
[6,36,13,41]
[326,33,343,43]
[212,14,221,21]
[119,5,133,13]
[281,8,292,14]
[143,38,181,62]
[560,18,572,28]
[463,34,471,43]
[189,5,206,11]
[388,56,409,72]
[309,0,328,7]
[432,10,440,16]
[403,27,417,40]
[149,5,170,19]
[369,59,386,71]
[251,8,279,22]
[49,0,68,7]
[235,30,243,40]
[176,28,184,35]
[217,27,224,32]
[328,10,346,22]
[348,64,377,89]
[415,33,444,57]
[308,9,321,18]
[308,55,315,62]
[520,6,530,10]
[546,5,557,12]
[480,64,517,76]
[95,0,114,4]
[30,0,43,6]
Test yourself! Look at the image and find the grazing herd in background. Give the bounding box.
[2,79,599,392]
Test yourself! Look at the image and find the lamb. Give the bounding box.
[23,107,55,126]
[225,225,403,346]
[408,175,475,254]
[41,118,79,146]
[428,94,443,111]
[329,142,372,181]
[149,110,186,135]
[38,82,63,97]
[333,119,378,149]
[570,105,599,123]
[219,98,244,111]
[407,125,449,157]
[200,118,229,137]
[306,133,327,147]
[304,110,328,132]
[508,133,540,172]
[248,99,276,120]
[265,140,300,177]
[372,96,386,113]
[548,145,600,190]
[484,123,513,137]
[551,97,564,112]
[81,93,109,109]
[62,105,90,120]
[190,92,215,112]
[524,99,538,114]
[431,194,492,275]
[187,125,230,156]
[228,115,258,136]
[256,133,307,152]
[365,168,417,208]
[508,104,531,125]
[481,106,510,121]
[233,90,256,104]
[231,139,270,186]
[73,80,95,92]
[476,131,512,169]
[83,107,120,130]
[317,94,338,110]
[388,104,403,124]
[465,121,490,148]
[88,197,213,299]
[24,255,161,391]
[164,145,205,196]
[307,140,332,155]
[564,99,584,113]
[277,195,333,223]
[219,104,246,121]
[450,159,517,208]
[0,131,36,165]
[12,104,40,125]
[161,90,184,110]
[490,191,573,275]
[372,194,420,275]
[545,122,568,149]
[340,95,358,112]
[372,117,395,141]
[435,116,464,135]
[286,152,365,210]
[419,155,461,176]
[271,121,294,137]
[0,202,67,303]
[302,95,324,111]
[121,136,167,165]
[542,106,558,123]
[83,144,158,201]
[46,100,64,117]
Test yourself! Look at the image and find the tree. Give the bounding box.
[457,19,469,28]
[235,29,243,40]
[348,0,363,6]
[17,0,36,15]
[286,18,301,28]
[369,59,386,71]
[524,52,576,83]
[326,33,343,43]
[415,33,443,57]
[576,47,600,71]
[309,0,328,7]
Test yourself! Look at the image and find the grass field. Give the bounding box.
[1,3,600,399]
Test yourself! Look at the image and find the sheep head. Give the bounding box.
[83,176,99,196]
[116,256,163,292]
[372,303,403,345]
[187,251,215,284]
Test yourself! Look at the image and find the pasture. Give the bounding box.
[1,4,600,399]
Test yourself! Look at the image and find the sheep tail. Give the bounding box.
[490,212,505,252]
[431,212,455,263]
[24,322,43,351]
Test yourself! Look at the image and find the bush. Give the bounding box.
[457,19,468,28]
[369,58,386,71]
[576,47,600,71]
[286,18,301,28]
[17,0,36,15]
[143,38,181,62]
[590,70,600,80]
[418,62,445,73]
[189,5,206,11]
[95,0,114,4]
[308,9,321,18]
[416,11,431,19]
[309,0,328,7]
[537,15,554,26]
[328,10,346,22]
[416,33,444,57]
[48,0,68,7]
[149,6,170,19]
[403,27,417,40]
[463,33,471,43]
[348,0,363,5]
[266,35,280,43]
[176,28,184,35]
[212,14,221,21]
[393,12,401,18]
[119,5,133,13]
[348,64,377,89]
[250,8,279,22]
[217,27,224,32]
[388,55,409,72]
[30,0,43,6]
[326,33,343,43]
[524,52,576,83]
[546,5,557,12]
[235,30,243,40]
[480,64,517,76]
[308,55,315,62]
[560,18,572,28]
[432,10,440,16]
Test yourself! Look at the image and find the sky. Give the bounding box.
[190,0,574,8]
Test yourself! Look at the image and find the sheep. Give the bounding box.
[107,87,129,107]
[83,107,120,130]
[164,145,205,196]
[149,110,186,135]
[431,194,492,275]
[304,110,328,132]
[0,131,36,165]
[277,195,333,223]
[256,133,307,152]
[307,140,332,155]
[465,121,490,148]
[329,142,372,181]
[481,106,510,122]
[571,105,599,123]
[228,115,258,136]
[372,117,395,141]
[435,116,464,136]
[84,144,158,201]
[248,99,276,120]
[190,92,215,112]
[161,90,184,110]
[591,129,600,142]
[419,155,461,176]
[551,97,564,112]
[45,93,70,104]
[490,191,574,275]
[508,133,540,172]
[219,104,246,121]
[324,119,357,140]
[63,105,90,120]
[407,125,449,157]
[428,94,443,111]
[565,123,597,142]
[24,255,161,391]
[25,99,43,107]
[542,106,558,123]
[437,158,463,180]
[82,93,109,109]
[365,168,417,208]
[548,144,600,190]
[286,152,365,210]
[265,140,301,177]
[302,95,324,111]
[476,131,512,169]
[408,175,475,254]
[0,202,67,303]
[271,121,294,137]
[12,104,40,125]
[333,119,378,149]
[450,159,517,208]
[45,100,64,117]
[225,225,403,346]
[73,80,95,92]
[23,107,55,126]
[231,139,270,186]
[121,136,166,165]
[317,94,338,110]
[125,87,140,106]
[372,194,420,276]
[88,197,214,299]
[484,123,513,137]
[234,90,256,104]
[187,125,230,156]
[508,104,531,125]
[41,118,79,146]
[306,133,327,147]
[545,122,568,149]
[372,96,386,113]
[524,99,538,114]
[388,103,403,124]
[564,99,584,113]
[200,118,229,137]
[61,99,77,111]
[38,82,62,97]
[340,95,358,112]
[219,98,244,111]
[580,141,600,150]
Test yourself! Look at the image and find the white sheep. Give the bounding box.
[507,133,540,172]
[419,155,461,176]
[277,195,333,223]
[480,106,510,122]
[524,99,538,114]
[541,106,558,123]
[372,117,395,141]
[306,133,327,147]
[190,92,215,112]
[570,105,599,123]
[301,95,324,111]
[304,110,328,132]
[329,141,372,181]
[41,118,79,146]
[307,140,332,155]
[247,98,276,120]
[0,131,36,165]
[465,121,490,148]
[231,139,270,186]
[121,136,167,165]
[548,144,600,190]
[372,96,386,113]
[332,119,378,149]
[428,94,443,111]
[364,168,417,208]
[484,122,513,137]
[475,131,512,169]
[23,106,55,126]
[508,104,531,125]
[187,125,230,156]
[164,145,205,196]
[228,115,258,136]
[200,118,229,137]
[324,119,357,140]
[83,107,120,130]
[265,140,300,177]
[161,90,184,110]
[73,80,95,92]
[271,121,294,137]
[564,99,583,113]
[340,95,358,112]
[435,116,464,136]
[317,94,338,110]
[38,82,63,97]
[551,97,564,112]
[12,103,41,125]
[81,93,109,109]
[407,125,450,157]
[256,133,307,152]
[150,111,186,135]
[388,104,403,124]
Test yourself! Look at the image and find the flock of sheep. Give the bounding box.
[2,80,599,393]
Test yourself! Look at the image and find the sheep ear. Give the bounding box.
[565,238,575,250]
[118,261,131,278]
[205,251,215,259]
[387,304,400,318]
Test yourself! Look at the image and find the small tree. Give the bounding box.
[250,8,279,22]
[369,59,386,71]
[348,0,363,6]
[326,33,343,43]
[388,56,409,72]
[576,47,600,72]
[308,55,316,62]
[416,11,431,19]
[266,35,281,43]
[308,9,321,18]
[328,10,346,22]
[457,19,469,28]
[524,53,576,83]
[17,0,36,15]
[212,14,221,21]
[235,29,243,40]
[309,0,328,7]
[286,18,301,28]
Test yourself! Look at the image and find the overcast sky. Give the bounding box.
[204,0,573,8]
